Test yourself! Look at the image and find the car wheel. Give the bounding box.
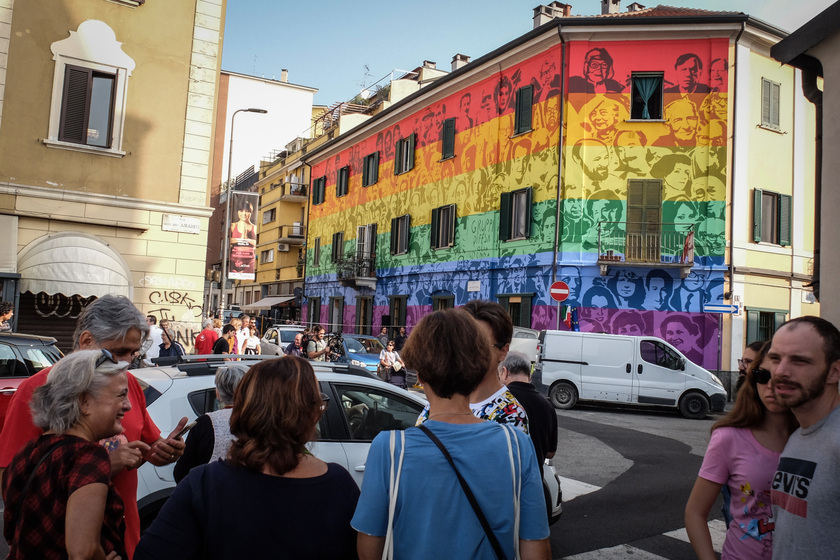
[679,392,710,420]
[550,382,578,410]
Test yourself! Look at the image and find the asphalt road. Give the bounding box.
[549,403,723,558]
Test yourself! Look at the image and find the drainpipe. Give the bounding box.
[800,62,822,301]
[551,26,567,329]
[726,22,745,301]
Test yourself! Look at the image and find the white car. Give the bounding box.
[259,325,304,355]
[133,357,562,530]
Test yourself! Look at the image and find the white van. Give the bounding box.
[532,330,726,419]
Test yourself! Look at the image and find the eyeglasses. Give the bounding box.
[587,60,610,70]
[752,367,772,385]
[737,358,753,369]
[95,348,118,369]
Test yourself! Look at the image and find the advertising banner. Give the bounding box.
[228,191,259,280]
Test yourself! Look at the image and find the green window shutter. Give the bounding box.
[779,194,792,246]
[515,85,533,133]
[407,133,416,171]
[442,118,455,159]
[499,191,511,241]
[372,151,380,184]
[394,140,403,175]
[431,207,440,248]
[753,189,763,242]
[773,312,788,333]
[524,187,533,238]
[390,217,398,255]
[746,310,760,344]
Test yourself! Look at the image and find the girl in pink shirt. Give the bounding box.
[685,343,798,559]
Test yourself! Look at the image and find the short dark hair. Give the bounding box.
[746,340,767,353]
[222,324,236,335]
[146,315,157,325]
[401,309,490,399]
[778,316,840,366]
[0,301,13,316]
[675,52,702,69]
[462,300,512,347]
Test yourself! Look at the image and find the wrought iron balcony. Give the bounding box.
[596,222,695,277]
[336,255,376,290]
[280,181,308,200]
[278,224,306,245]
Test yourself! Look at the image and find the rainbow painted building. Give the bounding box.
[301,5,816,373]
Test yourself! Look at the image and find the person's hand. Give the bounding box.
[106,552,122,560]
[109,441,151,475]
[147,417,188,465]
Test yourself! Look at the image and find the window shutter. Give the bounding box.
[390,217,398,255]
[372,151,380,184]
[407,133,416,171]
[368,224,377,260]
[515,86,533,133]
[524,187,533,238]
[771,82,781,128]
[394,139,403,175]
[521,296,532,329]
[431,207,440,248]
[753,189,763,242]
[779,193,791,246]
[773,312,788,333]
[60,66,92,144]
[499,191,511,241]
[442,118,455,159]
[761,79,771,126]
[746,310,760,344]
[331,233,338,263]
[356,226,366,260]
[448,204,457,247]
[404,215,411,254]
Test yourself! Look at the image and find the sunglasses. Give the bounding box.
[95,348,118,369]
[752,367,772,385]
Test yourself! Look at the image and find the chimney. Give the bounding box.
[549,1,572,17]
[423,60,437,70]
[601,0,620,14]
[533,3,572,28]
[627,2,645,11]
[280,69,288,83]
[451,53,471,72]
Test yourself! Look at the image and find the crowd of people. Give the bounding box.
[0,292,838,559]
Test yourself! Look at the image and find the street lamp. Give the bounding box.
[219,107,268,320]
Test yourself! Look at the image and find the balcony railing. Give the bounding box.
[280,182,308,200]
[596,222,695,276]
[336,255,376,289]
[278,224,306,244]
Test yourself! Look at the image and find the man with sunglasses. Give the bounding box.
[767,316,840,558]
[0,294,188,558]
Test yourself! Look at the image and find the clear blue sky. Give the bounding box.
[222,0,834,108]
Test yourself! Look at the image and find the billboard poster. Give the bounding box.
[228,191,258,280]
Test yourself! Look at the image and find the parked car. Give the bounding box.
[533,330,727,419]
[133,356,562,530]
[325,333,385,373]
[0,333,63,430]
[259,325,304,355]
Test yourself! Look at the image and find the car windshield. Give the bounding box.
[22,346,62,372]
[345,337,383,354]
[279,330,300,343]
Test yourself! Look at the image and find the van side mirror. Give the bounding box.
[681,358,686,371]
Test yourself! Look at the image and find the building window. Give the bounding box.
[262,208,276,224]
[308,297,321,326]
[514,85,533,134]
[432,294,455,311]
[390,214,411,255]
[761,78,781,130]
[329,296,345,333]
[331,231,344,264]
[753,189,791,246]
[356,296,373,335]
[336,166,349,197]
[499,188,532,241]
[312,176,326,205]
[389,296,408,330]
[45,20,136,156]
[362,152,380,187]
[497,294,533,328]
[746,309,787,343]
[630,73,664,120]
[441,118,456,160]
[356,224,377,276]
[394,134,416,175]
[260,249,274,263]
[313,237,321,266]
[431,204,456,250]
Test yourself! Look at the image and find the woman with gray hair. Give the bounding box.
[174,363,248,482]
[2,350,130,559]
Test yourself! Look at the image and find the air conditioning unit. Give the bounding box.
[277,243,290,252]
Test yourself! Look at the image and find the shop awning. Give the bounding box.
[17,232,132,298]
[243,296,294,310]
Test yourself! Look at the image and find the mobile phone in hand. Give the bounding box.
[175,420,197,440]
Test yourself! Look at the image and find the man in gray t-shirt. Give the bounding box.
[768,316,840,558]
[307,325,329,361]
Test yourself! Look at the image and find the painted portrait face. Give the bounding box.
[663,320,697,354]
[560,267,581,298]
[585,55,610,84]
[590,103,618,131]
[675,57,701,91]
[617,322,643,336]
[674,202,697,231]
[615,271,638,298]
[667,101,699,142]
[710,59,727,91]
[540,59,556,86]
[592,199,619,223]
[566,199,584,221]
[590,296,610,323]
[697,119,727,147]
[460,93,471,115]
[583,145,611,182]
[664,163,691,195]
[700,218,726,254]
[647,277,668,306]
[498,83,512,111]
[684,269,708,291]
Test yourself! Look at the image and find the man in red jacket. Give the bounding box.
[193,317,219,355]
[0,294,187,558]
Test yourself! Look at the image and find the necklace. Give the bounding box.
[427,412,474,420]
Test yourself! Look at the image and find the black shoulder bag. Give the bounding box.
[417,424,508,560]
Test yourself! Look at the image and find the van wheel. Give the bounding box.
[550,382,578,410]
[679,393,709,419]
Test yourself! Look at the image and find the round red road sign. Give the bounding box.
[550,280,570,302]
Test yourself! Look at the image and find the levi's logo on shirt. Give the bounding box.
[771,457,816,518]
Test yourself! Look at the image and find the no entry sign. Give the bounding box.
[550,281,570,302]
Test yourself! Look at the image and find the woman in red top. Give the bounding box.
[3,350,131,559]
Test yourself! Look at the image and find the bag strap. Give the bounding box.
[417,424,507,560]
[382,430,405,560]
[13,438,75,534]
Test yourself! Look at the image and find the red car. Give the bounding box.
[0,333,63,430]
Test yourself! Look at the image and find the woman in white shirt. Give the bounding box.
[378,340,405,387]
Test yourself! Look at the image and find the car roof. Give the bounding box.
[0,332,58,345]
[135,355,379,381]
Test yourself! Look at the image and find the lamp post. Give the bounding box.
[219,107,268,320]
